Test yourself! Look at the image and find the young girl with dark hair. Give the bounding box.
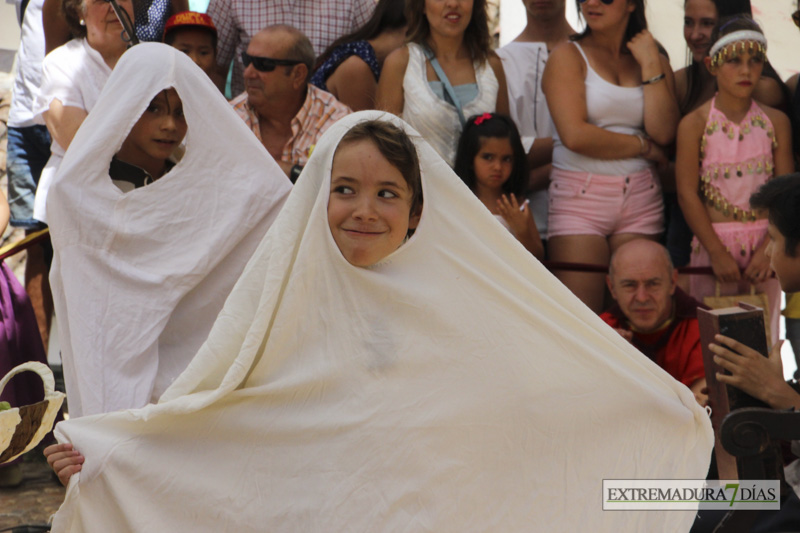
[454,113,543,258]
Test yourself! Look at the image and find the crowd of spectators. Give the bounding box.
[3,0,800,527]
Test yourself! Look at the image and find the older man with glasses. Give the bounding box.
[230,25,352,181]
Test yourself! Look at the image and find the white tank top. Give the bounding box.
[551,42,650,176]
[402,43,499,167]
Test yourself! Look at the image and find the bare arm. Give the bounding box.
[542,43,653,161]
[675,110,741,282]
[497,194,544,259]
[375,46,408,115]
[627,31,680,145]
[642,55,680,145]
[739,107,795,283]
[43,0,71,54]
[43,99,89,151]
[325,56,378,112]
[488,54,509,117]
[764,106,794,177]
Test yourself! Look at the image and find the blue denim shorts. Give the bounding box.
[6,125,51,229]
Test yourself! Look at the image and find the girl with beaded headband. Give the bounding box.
[665,0,787,277]
[676,15,793,343]
[676,0,787,116]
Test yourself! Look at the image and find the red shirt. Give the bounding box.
[600,289,706,387]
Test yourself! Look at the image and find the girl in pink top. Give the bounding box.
[676,16,793,343]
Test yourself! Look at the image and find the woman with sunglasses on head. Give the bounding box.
[375,0,508,167]
[541,0,678,313]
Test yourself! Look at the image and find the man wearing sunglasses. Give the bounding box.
[231,25,351,182]
[207,0,374,97]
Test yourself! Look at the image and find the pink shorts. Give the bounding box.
[547,167,664,238]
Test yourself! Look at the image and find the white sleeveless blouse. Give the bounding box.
[402,42,499,166]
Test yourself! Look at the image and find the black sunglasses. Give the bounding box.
[793,9,800,29]
[578,0,615,4]
[241,52,303,72]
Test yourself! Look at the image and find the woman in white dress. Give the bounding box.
[376,0,508,166]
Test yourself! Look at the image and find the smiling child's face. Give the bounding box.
[327,139,420,267]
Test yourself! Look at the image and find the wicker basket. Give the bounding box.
[0,362,65,464]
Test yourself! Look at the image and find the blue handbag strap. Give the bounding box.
[423,47,466,127]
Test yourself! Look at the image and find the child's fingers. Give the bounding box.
[48,450,83,470]
[53,453,84,471]
[57,463,83,487]
[44,443,72,456]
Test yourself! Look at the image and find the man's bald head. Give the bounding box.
[607,240,678,333]
[609,239,674,282]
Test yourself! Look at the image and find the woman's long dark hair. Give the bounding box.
[314,0,407,69]
[405,0,491,63]
[454,113,528,198]
[573,0,648,46]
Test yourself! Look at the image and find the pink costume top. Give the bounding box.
[699,96,776,222]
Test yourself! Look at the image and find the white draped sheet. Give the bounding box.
[47,43,292,418]
[51,109,712,531]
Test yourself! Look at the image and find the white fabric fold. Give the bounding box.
[52,108,711,532]
[47,43,291,418]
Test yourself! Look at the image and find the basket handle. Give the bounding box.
[0,362,55,400]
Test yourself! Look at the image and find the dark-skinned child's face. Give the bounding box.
[117,88,187,178]
[170,28,216,77]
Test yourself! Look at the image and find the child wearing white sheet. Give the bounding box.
[43,87,188,484]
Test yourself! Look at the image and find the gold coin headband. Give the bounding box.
[709,30,767,68]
